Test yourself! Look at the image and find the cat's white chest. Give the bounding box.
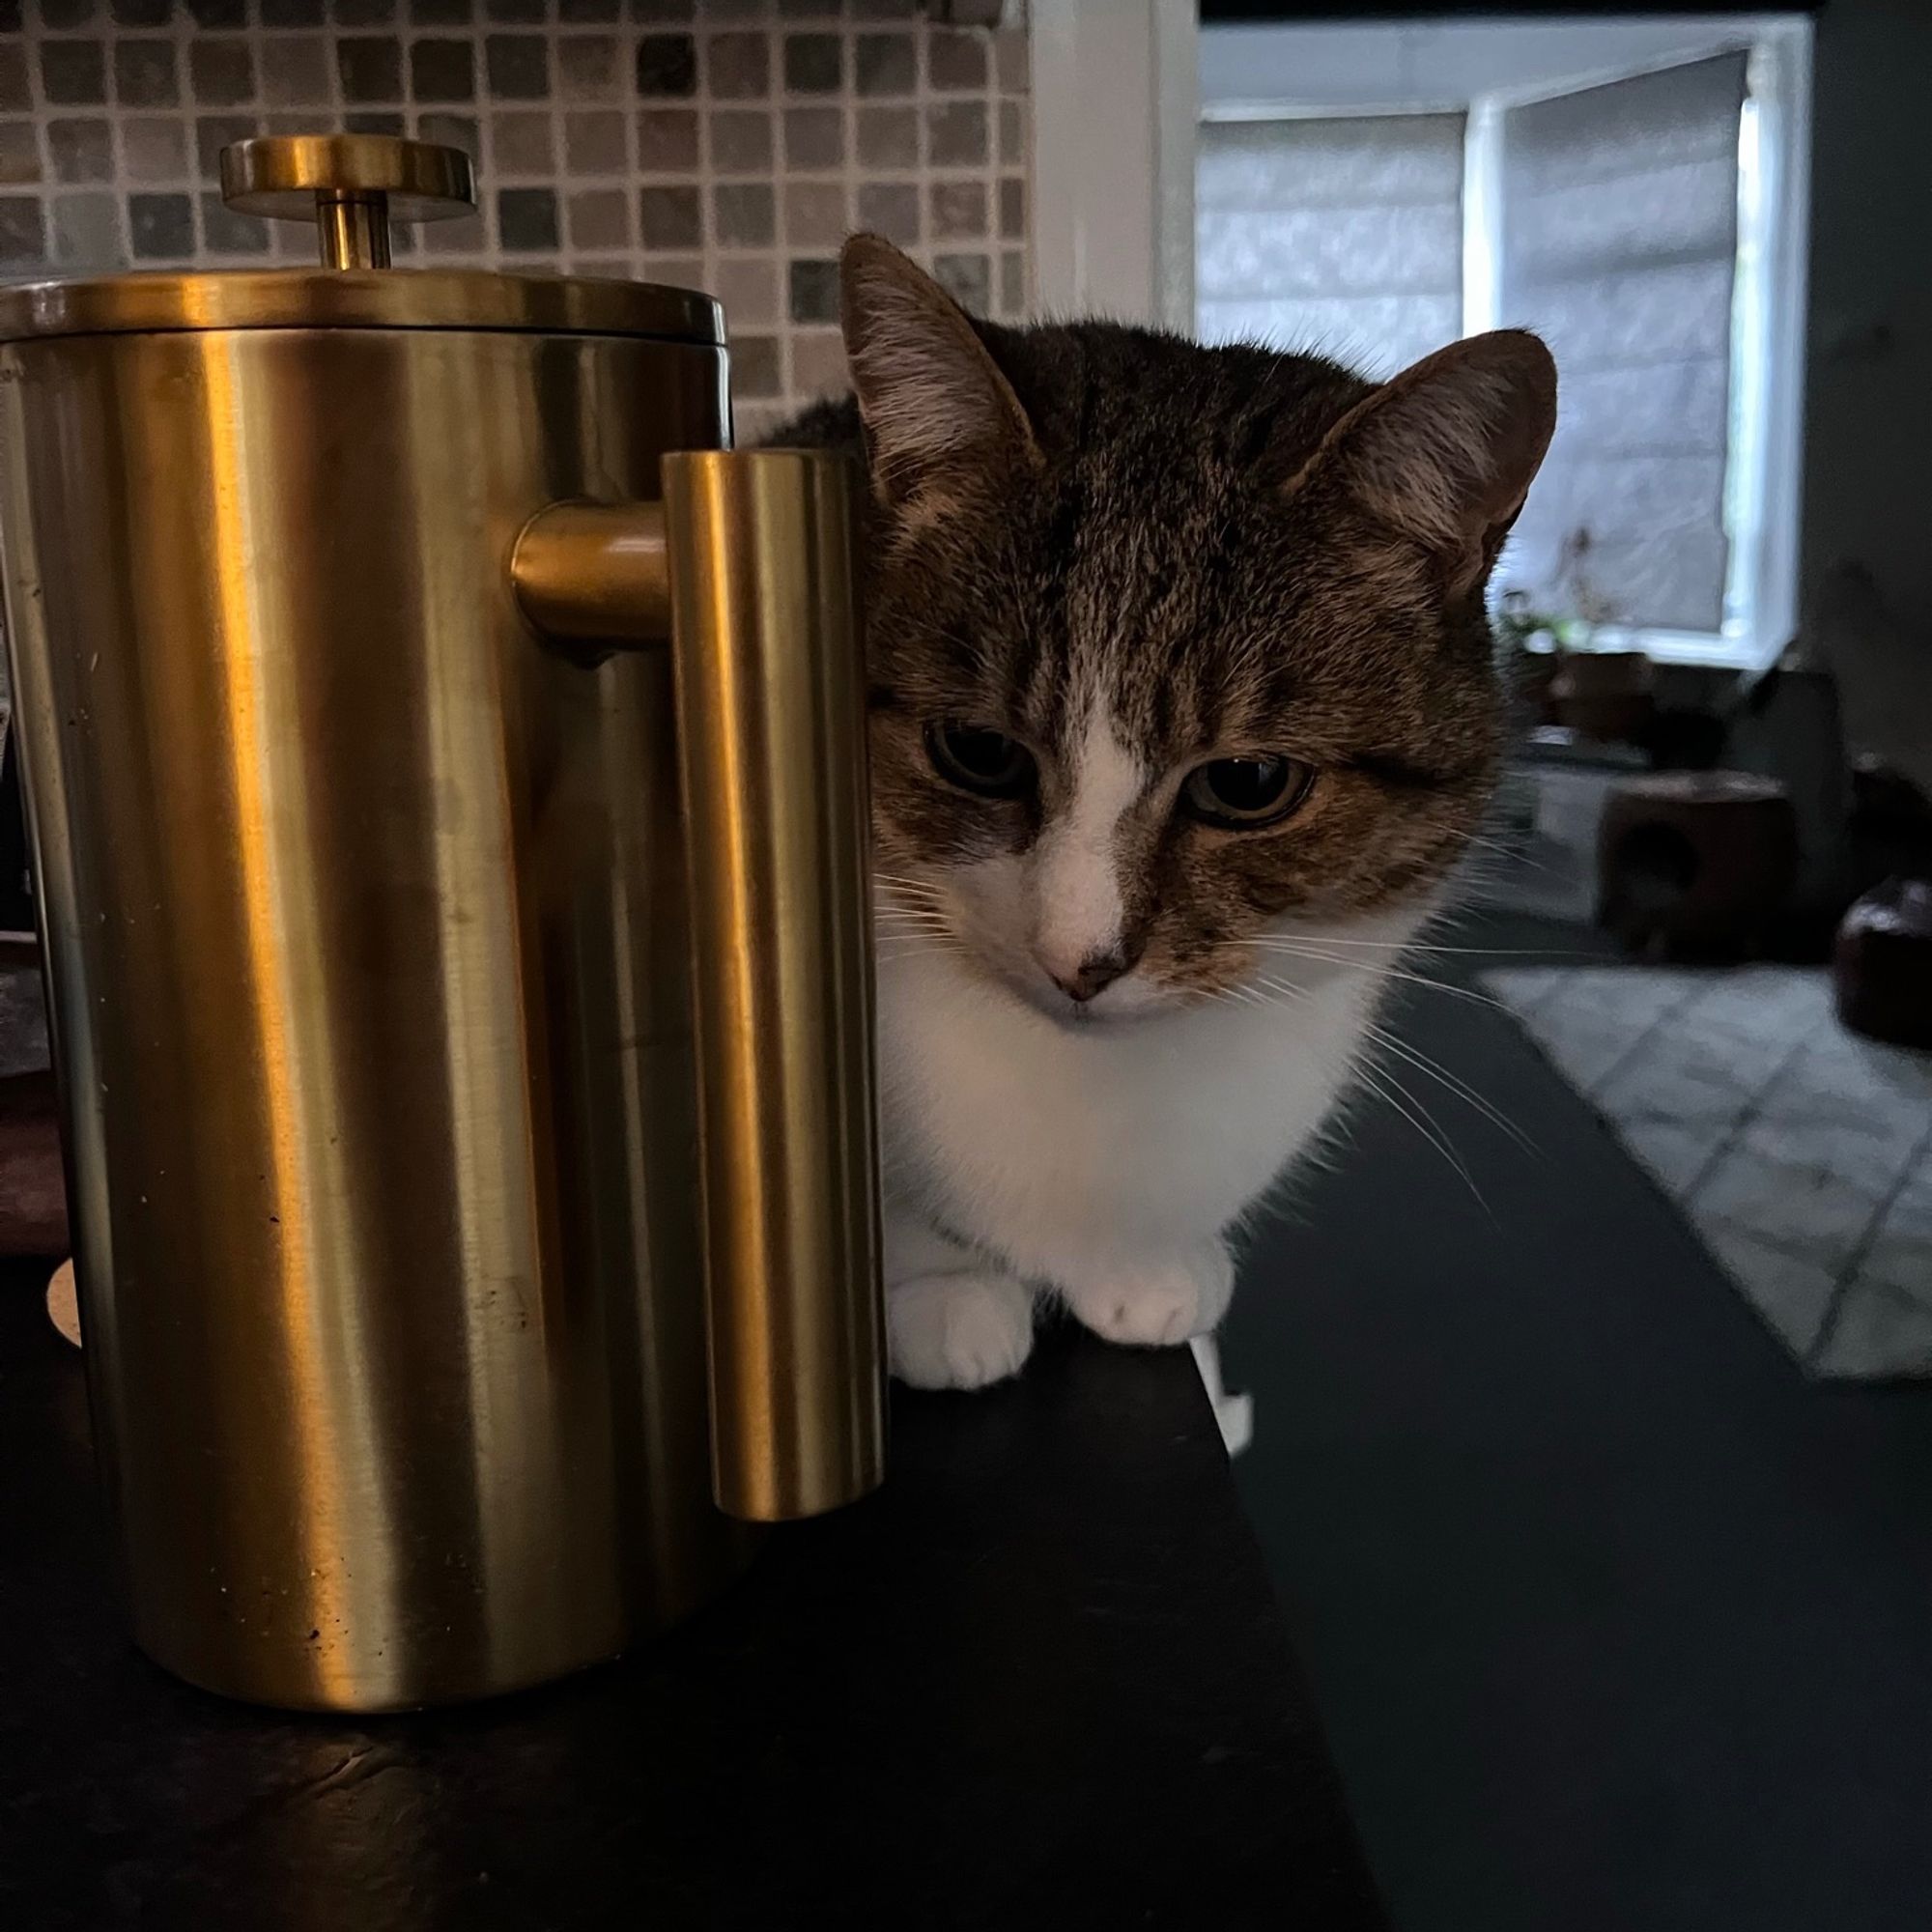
[875,951,1370,1277]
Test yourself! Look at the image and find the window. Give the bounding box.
[1194,18,1811,670]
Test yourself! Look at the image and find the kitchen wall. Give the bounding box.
[0,0,1032,437]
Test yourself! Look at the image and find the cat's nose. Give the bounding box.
[1050,950,1132,1003]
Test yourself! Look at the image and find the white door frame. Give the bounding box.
[1028,0,1198,330]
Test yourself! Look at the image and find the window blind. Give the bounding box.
[1496,53,1749,634]
[1195,112,1466,378]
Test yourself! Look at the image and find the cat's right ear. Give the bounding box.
[1293,330,1558,603]
[839,234,1038,506]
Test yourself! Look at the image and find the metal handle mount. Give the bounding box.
[219,133,475,270]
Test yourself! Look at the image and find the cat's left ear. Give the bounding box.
[839,234,1039,507]
[1298,330,1558,602]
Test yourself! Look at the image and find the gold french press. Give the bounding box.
[0,135,884,1712]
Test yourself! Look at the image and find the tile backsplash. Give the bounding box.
[0,0,1032,434]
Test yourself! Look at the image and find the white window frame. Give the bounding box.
[1463,20,1812,671]
[1189,15,1812,673]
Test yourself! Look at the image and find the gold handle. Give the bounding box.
[510,453,886,1522]
[219,133,475,270]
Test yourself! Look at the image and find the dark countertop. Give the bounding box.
[0,1264,1385,1931]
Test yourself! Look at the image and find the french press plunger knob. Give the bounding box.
[218,132,476,271]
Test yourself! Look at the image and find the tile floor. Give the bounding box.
[1485,962,1932,1378]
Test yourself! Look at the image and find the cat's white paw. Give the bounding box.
[1061,1243,1235,1350]
[889,1271,1036,1390]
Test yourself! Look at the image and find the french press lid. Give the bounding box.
[0,133,724,347]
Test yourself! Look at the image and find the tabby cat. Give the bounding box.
[782,237,1555,1390]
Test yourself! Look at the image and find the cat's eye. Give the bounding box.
[1181,754,1314,829]
[925,722,1036,800]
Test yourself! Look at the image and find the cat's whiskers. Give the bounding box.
[1238,965,1523,1184]
[1244,939,1507,1012]
[1351,1011,1537,1154]
[1348,1058,1492,1215]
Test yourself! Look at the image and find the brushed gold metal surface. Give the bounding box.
[220,134,475,225]
[0,270,723,346]
[663,451,887,1522]
[0,320,758,1710]
[220,135,476,271]
[511,501,672,646]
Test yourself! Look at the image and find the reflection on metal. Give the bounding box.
[0,142,883,1711]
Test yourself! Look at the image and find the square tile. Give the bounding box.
[711,181,773,247]
[711,254,777,327]
[188,0,247,23]
[999,176,1025,240]
[934,251,990,314]
[855,33,916,97]
[128,191,196,262]
[49,189,119,269]
[264,0,329,19]
[338,38,405,103]
[201,190,271,256]
[785,106,843,171]
[122,116,189,184]
[704,30,769,100]
[999,247,1026,315]
[497,185,559,253]
[929,180,986,241]
[112,0,175,21]
[334,0,398,20]
[485,35,549,100]
[927,100,987,168]
[490,111,554,177]
[926,29,986,91]
[732,334,781,399]
[114,40,180,110]
[262,37,333,106]
[789,328,847,400]
[636,33,697,99]
[787,256,838,324]
[994,26,1028,93]
[999,99,1025,165]
[48,118,115,185]
[43,43,109,109]
[784,181,845,248]
[856,105,914,170]
[707,109,773,175]
[565,109,629,175]
[639,183,700,249]
[857,181,918,245]
[558,35,620,101]
[636,107,697,171]
[0,48,27,116]
[484,0,546,19]
[407,0,469,18]
[411,39,476,103]
[782,34,842,95]
[0,121,38,188]
[567,186,630,251]
[190,40,256,108]
[0,193,45,266]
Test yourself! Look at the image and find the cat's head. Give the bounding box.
[842,238,1556,1025]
